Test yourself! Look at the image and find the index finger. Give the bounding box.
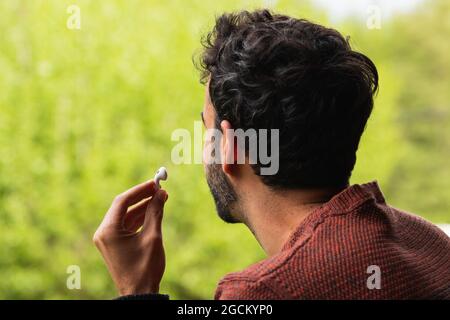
[112,180,158,211]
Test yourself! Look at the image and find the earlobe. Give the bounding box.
[222,162,232,175]
[220,120,235,175]
[222,139,235,175]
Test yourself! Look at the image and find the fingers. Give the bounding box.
[115,180,158,209]
[123,198,151,233]
[106,180,158,226]
[142,189,168,236]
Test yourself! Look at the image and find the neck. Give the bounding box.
[238,181,342,256]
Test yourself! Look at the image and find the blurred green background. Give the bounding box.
[0,0,448,299]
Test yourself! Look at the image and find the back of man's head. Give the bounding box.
[198,9,378,189]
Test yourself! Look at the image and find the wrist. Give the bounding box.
[118,283,160,296]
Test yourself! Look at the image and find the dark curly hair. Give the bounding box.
[197,9,378,189]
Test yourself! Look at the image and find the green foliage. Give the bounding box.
[0,0,448,299]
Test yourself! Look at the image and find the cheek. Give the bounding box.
[202,141,208,165]
[203,130,219,165]
[203,131,212,165]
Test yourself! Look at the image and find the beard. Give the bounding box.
[205,164,240,223]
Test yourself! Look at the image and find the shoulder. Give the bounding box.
[214,243,301,300]
[215,202,450,299]
[214,271,286,300]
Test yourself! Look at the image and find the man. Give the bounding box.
[93,10,450,299]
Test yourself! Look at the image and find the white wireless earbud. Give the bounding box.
[154,167,168,189]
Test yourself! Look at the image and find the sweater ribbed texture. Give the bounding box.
[215,181,450,299]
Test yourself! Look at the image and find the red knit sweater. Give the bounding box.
[214,181,450,299]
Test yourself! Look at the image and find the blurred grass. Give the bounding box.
[0,0,448,299]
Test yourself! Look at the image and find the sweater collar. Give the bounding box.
[281,180,386,251]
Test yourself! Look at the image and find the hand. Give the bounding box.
[93,180,168,296]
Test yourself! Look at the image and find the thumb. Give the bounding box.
[142,189,168,235]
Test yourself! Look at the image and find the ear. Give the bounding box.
[220,120,237,175]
